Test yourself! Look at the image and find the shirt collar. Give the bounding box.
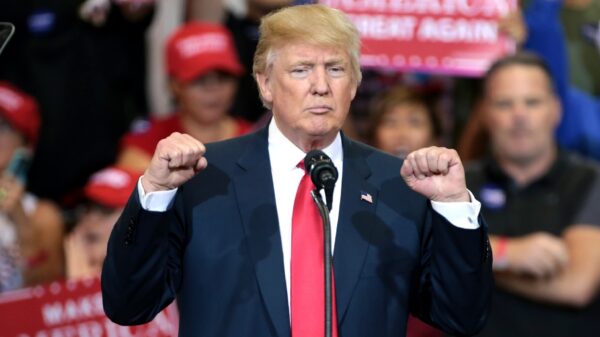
[268,119,343,172]
[484,147,567,191]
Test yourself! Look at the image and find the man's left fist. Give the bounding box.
[400,146,470,203]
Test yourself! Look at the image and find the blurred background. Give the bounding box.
[0,0,599,336]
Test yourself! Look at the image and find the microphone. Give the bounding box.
[303,150,337,337]
[304,150,338,211]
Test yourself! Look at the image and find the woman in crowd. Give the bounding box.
[117,22,252,172]
[0,82,64,291]
[367,86,441,158]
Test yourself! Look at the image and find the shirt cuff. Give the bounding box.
[137,177,178,212]
[430,190,481,230]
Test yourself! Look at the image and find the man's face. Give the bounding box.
[256,42,357,150]
[484,65,561,164]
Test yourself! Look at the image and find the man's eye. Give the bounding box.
[493,100,512,110]
[291,68,308,75]
[525,98,542,108]
[328,67,345,76]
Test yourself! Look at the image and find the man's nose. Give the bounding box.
[512,101,529,118]
[509,101,531,127]
[311,67,330,96]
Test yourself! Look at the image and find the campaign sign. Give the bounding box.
[321,0,517,76]
[0,278,178,337]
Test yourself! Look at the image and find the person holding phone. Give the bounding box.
[0,81,64,292]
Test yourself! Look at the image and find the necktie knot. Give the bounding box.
[297,159,306,171]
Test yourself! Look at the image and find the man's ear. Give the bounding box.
[255,72,273,105]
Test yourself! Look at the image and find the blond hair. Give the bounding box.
[253,4,362,107]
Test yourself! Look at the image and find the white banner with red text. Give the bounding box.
[320,0,517,76]
[0,277,178,337]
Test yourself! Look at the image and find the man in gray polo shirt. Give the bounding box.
[466,52,600,337]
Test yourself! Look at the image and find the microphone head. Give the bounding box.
[304,150,338,190]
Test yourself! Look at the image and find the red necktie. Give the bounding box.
[291,162,338,337]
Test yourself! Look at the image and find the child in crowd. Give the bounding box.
[64,165,139,279]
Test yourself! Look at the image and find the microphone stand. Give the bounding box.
[311,189,333,337]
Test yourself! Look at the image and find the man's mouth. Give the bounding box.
[306,105,333,114]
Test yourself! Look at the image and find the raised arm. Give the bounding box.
[101,132,206,324]
[402,147,493,335]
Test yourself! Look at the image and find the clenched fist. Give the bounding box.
[400,146,470,202]
[142,132,207,193]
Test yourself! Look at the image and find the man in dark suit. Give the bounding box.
[101,4,493,337]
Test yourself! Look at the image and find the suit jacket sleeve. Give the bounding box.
[101,186,187,325]
[411,207,493,336]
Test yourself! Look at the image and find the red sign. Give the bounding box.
[321,0,517,77]
[0,278,178,337]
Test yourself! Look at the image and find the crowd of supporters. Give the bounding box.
[0,0,599,336]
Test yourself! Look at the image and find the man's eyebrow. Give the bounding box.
[288,58,347,67]
[325,58,346,65]
[289,60,315,67]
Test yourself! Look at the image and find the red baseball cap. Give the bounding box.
[0,81,40,145]
[84,166,141,208]
[166,22,244,82]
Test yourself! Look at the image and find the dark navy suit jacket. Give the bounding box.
[101,127,493,337]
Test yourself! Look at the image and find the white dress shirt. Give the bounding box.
[137,120,482,310]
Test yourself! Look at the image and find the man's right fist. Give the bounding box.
[141,132,207,193]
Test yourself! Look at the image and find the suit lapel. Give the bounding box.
[231,130,378,333]
[334,136,379,324]
[233,128,290,337]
